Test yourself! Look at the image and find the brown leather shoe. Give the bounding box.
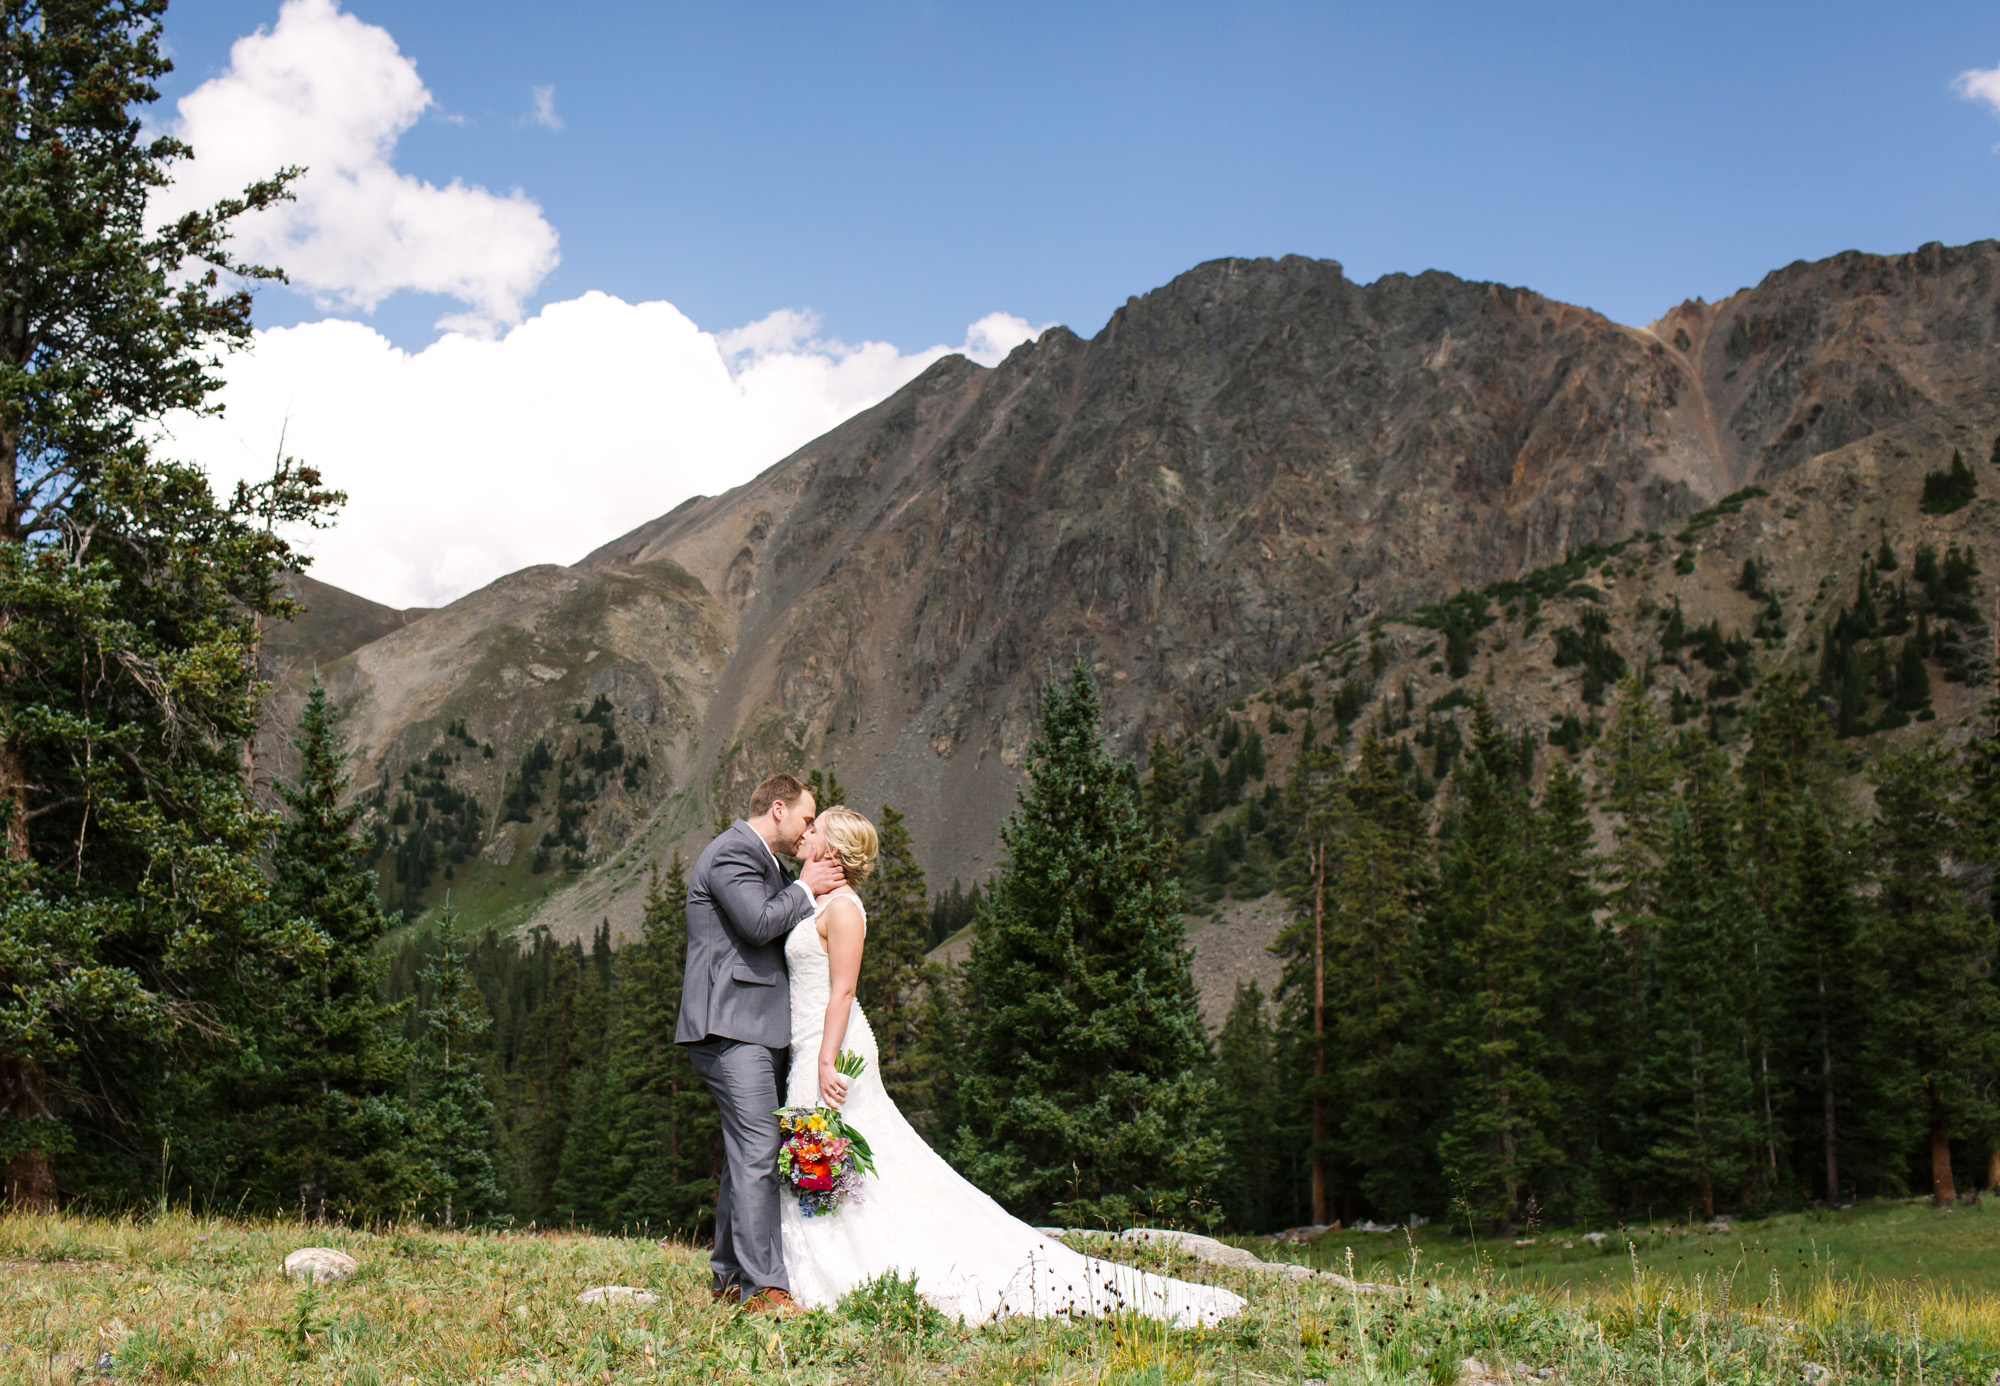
[741,1287,801,1315]
[710,1285,741,1305]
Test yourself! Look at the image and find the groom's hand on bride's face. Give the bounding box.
[799,854,845,896]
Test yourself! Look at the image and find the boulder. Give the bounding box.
[282,1247,357,1282]
[1118,1227,1392,1292]
[574,1286,658,1306]
[1119,1228,1267,1270]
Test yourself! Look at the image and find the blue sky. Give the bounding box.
[163,0,2000,351]
[156,1,2000,608]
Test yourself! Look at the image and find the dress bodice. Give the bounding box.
[784,887,874,1092]
[784,887,864,1039]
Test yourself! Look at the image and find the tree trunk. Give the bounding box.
[1759,1041,1778,1181]
[0,1056,56,1211]
[1815,949,1838,1204]
[1699,1175,1714,1221]
[1310,842,1327,1228]
[1986,1144,1999,1194]
[0,734,26,863]
[1930,1123,1957,1206]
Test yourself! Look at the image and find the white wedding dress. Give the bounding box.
[779,887,1244,1327]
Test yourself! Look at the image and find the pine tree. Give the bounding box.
[1524,759,1615,1219]
[900,955,970,1142]
[501,930,607,1222]
[1629,749,1759,1218]
[859,805,931,1105]
[1860,748,2000,1204]
[1597,676,1676,1204]
[1274,740,1347,1225]
[1281,731,1436,1223]
[551,1059,609,1228]
[214,681,414,1218]
[1433,698,1558,1231]
[408,908,505,1225]
[1196,758,1223,814]
[1142,733,1190,862]
[1599,678,1675,940]
[1778,811,1862,1202]
[549,923,615,1227]
[806,767,846,810]
[955,659,1224,1225]
[926,879,982,948]
[1213,982,1287,1232]
[0,0,336,1207]
[604,856,717,1236]
[1966,693,2000,1193]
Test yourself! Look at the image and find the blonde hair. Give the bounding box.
[816,805,879,885]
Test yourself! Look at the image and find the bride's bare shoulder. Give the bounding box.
[821,889,867,935]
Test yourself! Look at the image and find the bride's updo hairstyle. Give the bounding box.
[816,806,878,885]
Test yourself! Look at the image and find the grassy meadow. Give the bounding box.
[5,1204,1996,1384]
[1256,1198,2000,1297]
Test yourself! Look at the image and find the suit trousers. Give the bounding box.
[687,1036,790,1293]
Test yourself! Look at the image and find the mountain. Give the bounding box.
[262,572,429,680]
[272,239,2000,945]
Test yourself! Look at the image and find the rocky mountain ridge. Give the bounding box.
[267,239,2000,944]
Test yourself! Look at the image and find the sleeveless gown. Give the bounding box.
[779,887,1245,1327]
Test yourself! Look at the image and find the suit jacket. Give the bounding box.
[675,819,815,1047]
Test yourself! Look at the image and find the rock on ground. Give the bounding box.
[575,1286,659,1306]
[1116,1227,1395,1292]
[282,1247,358,1282]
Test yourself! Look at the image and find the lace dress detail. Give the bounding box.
[779,888,1244,1327]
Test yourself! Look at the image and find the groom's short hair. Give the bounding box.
[749,773,807,819]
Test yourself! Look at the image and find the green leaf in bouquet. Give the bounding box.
[843,1124,878,1177]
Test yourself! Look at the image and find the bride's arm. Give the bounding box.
[816,897,866,1107]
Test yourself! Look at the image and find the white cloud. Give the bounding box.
[1953,63,2000,115]
[526,84,562,131]
[166,297,1049,609]
[152,0,559,333]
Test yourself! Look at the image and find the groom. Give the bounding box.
[677,772,844,1314]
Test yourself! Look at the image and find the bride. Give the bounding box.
[777,806,1245,1327]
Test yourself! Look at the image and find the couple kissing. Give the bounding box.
[674,771,1243,1326]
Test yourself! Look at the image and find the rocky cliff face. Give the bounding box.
[277,240,2000,941]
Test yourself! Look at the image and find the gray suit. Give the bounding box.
[677,819,814,1294]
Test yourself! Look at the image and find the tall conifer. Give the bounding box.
[408,909,504,1225]
[604,857,717,1235]
[1629,750,1758,1218]
[956,659,1223,1224]
[859,805,931,1105]
[1433,698,1557,1231]
[549,923,614,1227]
[213,681,413,1218]
[1861,748,2000,1204]
[1276,740,1347,1224]
[1779,811,1862,1202]
[1214,981,1288,1231]
[1280,731,1436,1222]
[0,0,337,1207]
[1525,760,1614,1218]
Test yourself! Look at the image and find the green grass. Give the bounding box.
[1247,1199,2000,1299]
[6,1207,1998,1383]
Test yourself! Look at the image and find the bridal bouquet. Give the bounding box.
[775,1051,877,1216]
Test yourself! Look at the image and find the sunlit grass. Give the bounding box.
[5,1206,1995,1382]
